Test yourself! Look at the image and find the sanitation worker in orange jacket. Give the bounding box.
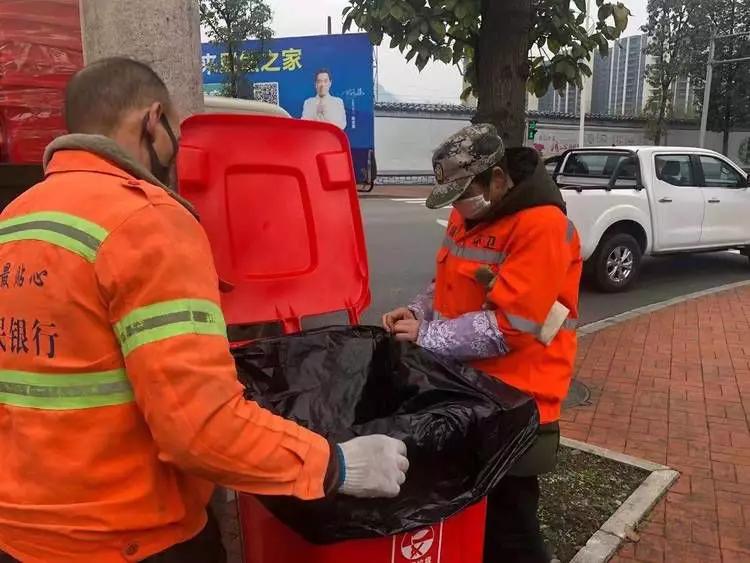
[383,124,582,563]
[0,57,409,563]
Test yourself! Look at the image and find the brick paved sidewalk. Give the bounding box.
[562,285,750,562]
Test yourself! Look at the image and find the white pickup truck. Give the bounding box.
[547,146,750,292]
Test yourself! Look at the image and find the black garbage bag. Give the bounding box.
[232,325,539,544]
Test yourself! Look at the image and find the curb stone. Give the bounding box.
[561,438,679,563]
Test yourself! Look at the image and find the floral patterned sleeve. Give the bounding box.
[408,281,436,322]
[417,310,510,361]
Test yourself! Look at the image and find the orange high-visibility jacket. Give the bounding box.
[0,150,331,562]
[433,205,582,424]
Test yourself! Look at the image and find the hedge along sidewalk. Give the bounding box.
[563,281,750,562]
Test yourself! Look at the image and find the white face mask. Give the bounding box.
[453,193,492,219]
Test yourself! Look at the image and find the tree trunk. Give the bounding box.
[227,40,237,98]
[655,89,668,146]
[475,0,531,147]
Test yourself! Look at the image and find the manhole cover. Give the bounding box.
[563,379,590,408]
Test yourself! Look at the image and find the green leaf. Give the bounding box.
[429,19,446,40]
[548,36,561,53]
[416,53,430,71]
[438,46,453,64]
[368,29,384,45]
[556,59,577,80]
[461,84,474,101]
[407,25,421,43]
[612,4,629,31]
[552,72,566,92]
[597,5,613,21]
[343,15,354,33]
[573,0,587,12]
[572,45,587,59]
[405,47,418,62]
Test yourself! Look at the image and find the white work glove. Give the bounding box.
[336,435,409,498]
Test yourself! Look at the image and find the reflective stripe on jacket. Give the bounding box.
[433,205,583,424]
[0,149,330,562]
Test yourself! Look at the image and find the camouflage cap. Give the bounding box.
[426,123,505,210]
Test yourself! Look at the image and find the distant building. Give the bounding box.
[590,33,697,117]
[590,33,649,116]
[670,75,697,117]
[530,32,698,118]
[537,83,583,114]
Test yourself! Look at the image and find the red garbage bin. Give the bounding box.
[178,114,487,563]
[239,495,487,563]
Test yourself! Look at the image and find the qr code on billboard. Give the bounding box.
[253,82,279,105]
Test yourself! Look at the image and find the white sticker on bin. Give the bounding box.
[392,520,444,563]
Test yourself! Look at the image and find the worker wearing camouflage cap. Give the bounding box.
[383,123,583,563]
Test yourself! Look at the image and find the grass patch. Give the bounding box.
[539,445,650,562]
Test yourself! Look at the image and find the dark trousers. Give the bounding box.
[483,475,549,563]
[0,508,226,563]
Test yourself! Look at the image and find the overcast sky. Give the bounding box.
[225,0,649,104]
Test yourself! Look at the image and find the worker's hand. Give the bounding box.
[382,307,415,332]
[393,319,422,343]
[337,436,409,498]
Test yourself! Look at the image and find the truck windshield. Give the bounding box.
[563,153,635,179]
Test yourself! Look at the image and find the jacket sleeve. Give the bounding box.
[408,281,436,321]
[485,211,572,350]
[417,310,509,361]
[94,202,332,500]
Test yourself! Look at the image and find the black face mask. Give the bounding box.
[143,113,179,186]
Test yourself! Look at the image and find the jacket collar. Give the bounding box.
[43,134,197,217]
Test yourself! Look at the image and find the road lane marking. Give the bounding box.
[390,198,427,204]
[436,219,448,227]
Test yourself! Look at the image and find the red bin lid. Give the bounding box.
[178,114,370,333]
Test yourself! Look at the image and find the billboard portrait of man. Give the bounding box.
[302,68,347,130]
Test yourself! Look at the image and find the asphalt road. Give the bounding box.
[359,197,750,326]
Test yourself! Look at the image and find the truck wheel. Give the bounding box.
[591,233,642,292]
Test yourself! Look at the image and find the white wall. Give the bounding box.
[529,123,649,155]
[375,115,470,174]
[374,113,750,174]
[667,129,750,168]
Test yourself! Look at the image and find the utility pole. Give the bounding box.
[699,31,750,148]
[578,0,593,148]
[699,35,716,148]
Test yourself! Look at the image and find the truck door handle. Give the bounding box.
[708,198,721,203]
[658,197,672,203]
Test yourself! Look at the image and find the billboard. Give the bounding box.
[201,33,374,183]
